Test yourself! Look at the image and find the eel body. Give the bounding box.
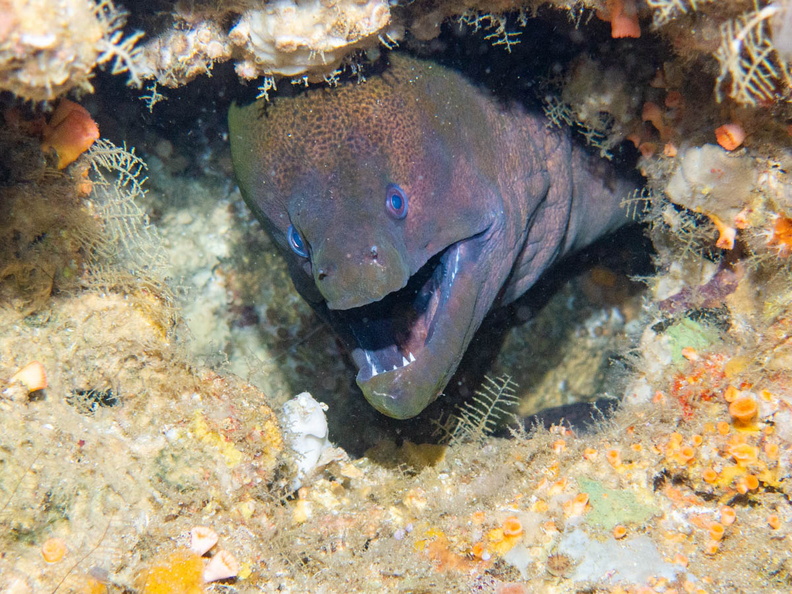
[228,54,633,419]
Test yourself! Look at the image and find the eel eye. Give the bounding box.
[287,224,309,258]
[385,184,408,220]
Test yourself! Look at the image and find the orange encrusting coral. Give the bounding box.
[664,90,683,109]
[638,141,657,158]
[720,506,736,526]
[708,522,725,541]
[767,215,792,256]
[736,474,760,493]
[597,0,641,38]
[605,448,621,468]
[728,396,758,426]
[502,516,523,537]
[723,385,740,402]
[564,492,590,517]
[715,123,746,151]
[484,517,525,556]
[730,443,759,464]
[40,99,100,169]
[40,537,67,563]
[3,106,46,136]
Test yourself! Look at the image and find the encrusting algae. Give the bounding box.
[1,0,791,592]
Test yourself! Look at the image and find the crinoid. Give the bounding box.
[714,3,792,106]
[84,139,175,329]
[436,375,520,446]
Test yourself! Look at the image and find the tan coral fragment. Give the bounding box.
[135,18,231,87]
[229,0,396,80]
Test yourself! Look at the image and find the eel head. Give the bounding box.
[229,57,508,419]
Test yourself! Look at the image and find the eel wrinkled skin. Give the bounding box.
[228,54,633,419]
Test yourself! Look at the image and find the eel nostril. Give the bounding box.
[318,268,328,280]
[370,245,378,260]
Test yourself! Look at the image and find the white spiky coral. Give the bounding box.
[714,2,792,106]
[0,0,143,101]
[645,0,717,27]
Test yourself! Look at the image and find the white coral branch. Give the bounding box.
[714,3,791,106]
[94,0,146,88]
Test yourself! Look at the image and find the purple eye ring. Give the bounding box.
[385,184,408,220]
[287,224,309,258]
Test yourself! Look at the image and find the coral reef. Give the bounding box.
[0,290,284,590]
[3,0,791,116]
[0,111,283,591]
[131,0,398,90]
[1,0,792,591]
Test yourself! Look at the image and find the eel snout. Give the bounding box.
[313,237,411,311]
[336,237,483,419]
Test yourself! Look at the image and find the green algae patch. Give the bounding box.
[666,318,721,366]
[578,478,657,530]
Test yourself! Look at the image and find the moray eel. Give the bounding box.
[228,54,633,419]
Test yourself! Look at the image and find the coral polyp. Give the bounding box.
[766,215,792,257]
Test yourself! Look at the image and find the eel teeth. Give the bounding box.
[370,352,417,377]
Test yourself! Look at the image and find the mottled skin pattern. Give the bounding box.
[229,54,633,419]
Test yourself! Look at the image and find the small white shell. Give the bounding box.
[189,526,218,556]
[11,361,47,392]
[203,550,239,583]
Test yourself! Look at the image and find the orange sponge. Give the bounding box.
[41,99,99,169]
[135,549,205,594]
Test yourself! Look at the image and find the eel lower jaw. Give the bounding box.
[335,238,480,419]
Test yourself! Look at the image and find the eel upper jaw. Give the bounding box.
[328,233,487,419]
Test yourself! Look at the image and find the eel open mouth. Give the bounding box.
[343,248,445,381]
[328,239,477,419]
